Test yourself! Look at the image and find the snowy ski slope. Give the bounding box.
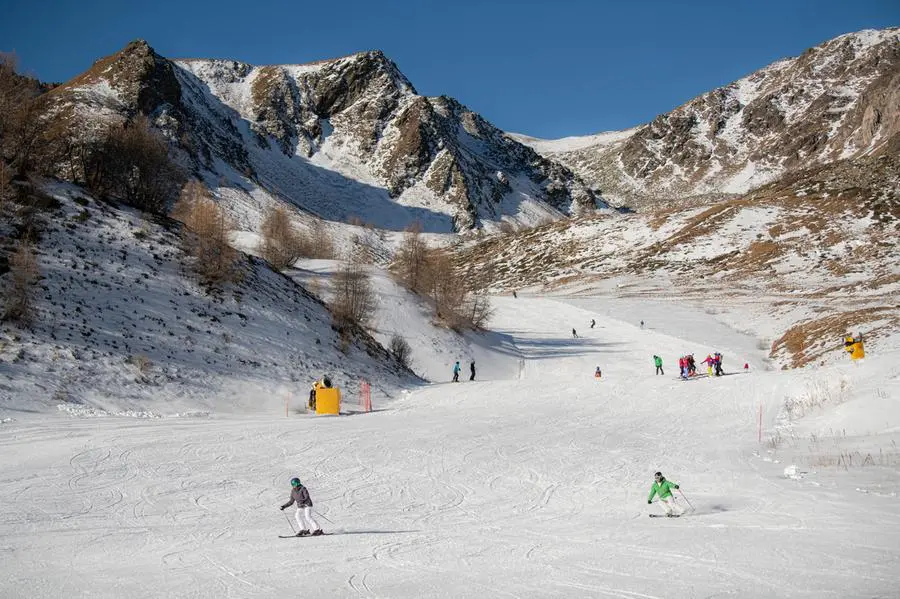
[1,294,898,598]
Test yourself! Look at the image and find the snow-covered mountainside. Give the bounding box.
[46,41,605,233]
[458,150,900,368]
[516,28,900,209]
[0,182,418,416]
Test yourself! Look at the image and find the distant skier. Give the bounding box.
[469,361,476,381]
[452,361,460,382]
[640,320,644,329]
[590,319,596,329]
[572,328,578,339]
[653,355,664,375]
[744,363,749,371]
[647,471,683,517]
[512,290,517,298]
[714,352,724,376]
[281,478,323,536]
[594,366,602,379]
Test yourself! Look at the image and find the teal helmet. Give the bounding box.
[290,478,301,487]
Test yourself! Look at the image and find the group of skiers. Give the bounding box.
[674,353,725,379]
[452,360,476,382]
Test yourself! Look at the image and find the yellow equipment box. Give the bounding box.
[315,387,341,415]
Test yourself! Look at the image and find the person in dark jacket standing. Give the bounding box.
[281,478,323,536]
[469,361,476,381]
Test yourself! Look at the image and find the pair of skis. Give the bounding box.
[649,489,694,517]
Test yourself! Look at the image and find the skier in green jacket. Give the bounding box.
[653,355,664,375]
[648,471,682,516]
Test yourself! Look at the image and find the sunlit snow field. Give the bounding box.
[2,295,898,598]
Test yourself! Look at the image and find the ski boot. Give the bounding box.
[311,529,324,536]
[296,529,311,537]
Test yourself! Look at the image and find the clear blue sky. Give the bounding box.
[2,0,897,138]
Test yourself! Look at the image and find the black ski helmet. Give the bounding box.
[654,471,663,478]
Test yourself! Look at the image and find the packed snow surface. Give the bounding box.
[2,294,899,598]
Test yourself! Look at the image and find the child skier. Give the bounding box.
[281,478,323,536]
[653,355,664,375]
[647,471,683,517]
[702,354,714,377]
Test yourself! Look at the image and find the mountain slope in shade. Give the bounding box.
[516,28,900,210]
[47,41,605,233]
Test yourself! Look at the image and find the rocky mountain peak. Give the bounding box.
[518,27,900,211]
[42,43,604,232]
[56,39,182,116]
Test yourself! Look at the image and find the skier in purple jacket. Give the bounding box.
[280,478,323,536]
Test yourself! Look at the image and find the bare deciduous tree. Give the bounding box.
[0,160,10,214]
[0,53,49,178]
[2,241,40,324]
[305,218,335,259]
[394,239,494,332]
[105,116,183,214]
[259,205,304,270]
[421,248,467,328]
[393,221,427,293]
[171,180,241,286]
[330,258,377,331]
[462,292,495,330]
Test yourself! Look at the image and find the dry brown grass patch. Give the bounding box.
[771,306,900,368]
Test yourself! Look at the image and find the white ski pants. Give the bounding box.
[659,495,683,515]
[294,506,320,531]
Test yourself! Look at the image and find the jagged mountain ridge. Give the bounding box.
[48,41,605,232]
[514,28,900,210]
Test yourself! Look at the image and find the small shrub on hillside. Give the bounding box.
[103,116,184,214]
[389,334,412,369]
[170,180,241,286]
[1,240,40,325]
[127,354,153,378]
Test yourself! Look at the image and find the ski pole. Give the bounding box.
[678,489,695,511]
[283,511,296,534]
[314,510,334,524]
